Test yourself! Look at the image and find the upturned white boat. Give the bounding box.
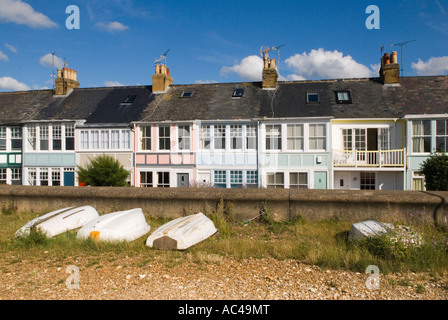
[76,208,151,242]
[15,206,99,238]
[349,220,389,240]
[146,213,217,250]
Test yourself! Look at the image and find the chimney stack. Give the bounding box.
[380,51,400,85]
[262,52,278,90]
[152,64,173,93]
[54,67,79,95]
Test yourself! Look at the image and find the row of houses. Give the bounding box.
[0,51,447,190]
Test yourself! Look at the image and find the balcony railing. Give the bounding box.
[333,149,405,167]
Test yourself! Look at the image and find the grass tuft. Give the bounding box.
[0,208,447,275]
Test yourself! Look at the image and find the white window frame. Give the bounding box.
[309,124,327,151]
[287,124,304,151]
[158,126,171,151]
[412,120,431,154]
[178,125,191,151]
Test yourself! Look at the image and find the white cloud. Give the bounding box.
[96,21,129,33]
[39,53,64,69]
[195,80,218,84]
[411,56,448,76]
[220,55,263,81]
[0,0,57,28]
[0,76,30,91]
[285,48,376,80]
[4,44,17,53]
[104,81,125,87]
[278,74,306,81]
[32,84,49,90]
[0,50,8,61]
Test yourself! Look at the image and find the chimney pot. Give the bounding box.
[390,51,398,64]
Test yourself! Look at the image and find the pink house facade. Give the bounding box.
[132,122,197,188]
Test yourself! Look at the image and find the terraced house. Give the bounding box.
[0,50,446,190]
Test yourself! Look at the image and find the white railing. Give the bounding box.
[333,149,405,167]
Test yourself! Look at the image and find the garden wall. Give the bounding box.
[0,186,447,226]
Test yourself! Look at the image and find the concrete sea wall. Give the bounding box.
[0,186,447,226]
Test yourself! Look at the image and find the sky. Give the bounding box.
[0,0,448,92]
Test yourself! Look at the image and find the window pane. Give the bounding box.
[310,124,326,150]
[214,125,226,150]
[121,130,130,149]
[159,126,170,150]
[267,173,284,189]
[423,120,431,135]
[40,126,49,150]
[141,126,151,150]
[91,131,99,149]
[266,125,281,150]
[436,120,446,135]
[101,131,109,149]
[140,172,153,187]
[307,93,319,103]
[436,137,447,152]
[178,125,190,150]
[360,172,376,190]
[200,126,211,150]
[287,124,303,150]
[157,172,170,188]
[230,125,242,150]
[81,131,89,150]
[246,125,257,150]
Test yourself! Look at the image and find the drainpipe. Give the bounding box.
[257,120,262,188]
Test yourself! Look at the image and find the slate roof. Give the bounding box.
[139,82,265,122]
[0,90,53,125]
[0,86,153,125]
[0,75,447,125]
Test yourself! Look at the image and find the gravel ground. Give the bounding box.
[1,254,447,300]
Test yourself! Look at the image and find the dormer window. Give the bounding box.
[336,91,352,104]
[232,88,244,98]
[307,92,320,104]
[181,91,193,98]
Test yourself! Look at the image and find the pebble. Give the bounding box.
[0,256,447,300]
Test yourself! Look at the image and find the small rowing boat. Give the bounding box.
[348,220,389,240]
[146,213,217,250]
[76,208,151,242]
[15,206,99,238]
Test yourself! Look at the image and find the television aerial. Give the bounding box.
[260,44,286,72]
[51,51,56,90]
[154,49,170,65]
[392,40,416,77]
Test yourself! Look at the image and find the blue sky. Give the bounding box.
[1,0,448,92]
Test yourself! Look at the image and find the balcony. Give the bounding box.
[333,149,405,168]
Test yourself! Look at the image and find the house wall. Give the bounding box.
[75,126,133,185]
[405,117,448,190]
[259,120,331,189]
[333,171,404,190]
[331,119,404,151]
[133,123,195,188]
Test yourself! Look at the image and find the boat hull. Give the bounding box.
[76,208,151,242]
[349,220,388,240]
[15,206,99,238]
[146,213,217,250]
